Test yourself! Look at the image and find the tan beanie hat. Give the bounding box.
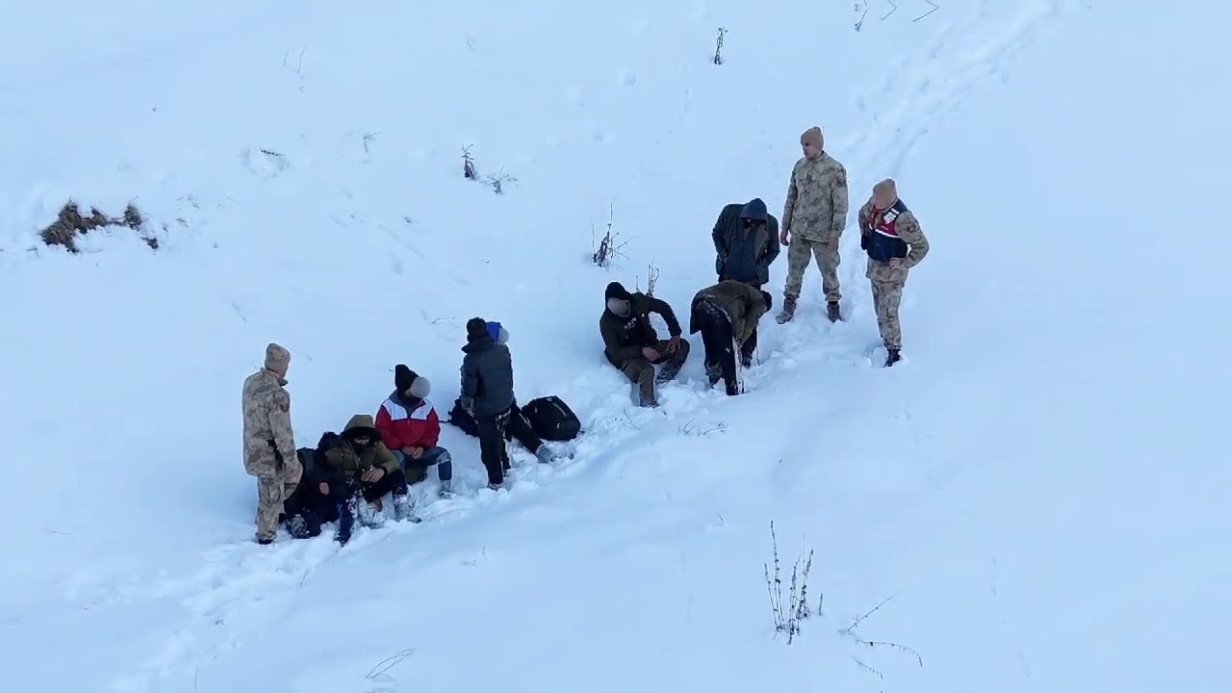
[873,178,898,198]
[800,126,823,148]
[264,342,291,371]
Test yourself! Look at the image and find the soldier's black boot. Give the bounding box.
[885,349,901,367]
[827,301,842,323]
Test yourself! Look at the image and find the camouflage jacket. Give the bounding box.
[782,153,850,242]
[242,368,296,477]
[858,198,930,283]
[689,280,768,346]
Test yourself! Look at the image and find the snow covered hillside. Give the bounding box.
[2,0,1230,690]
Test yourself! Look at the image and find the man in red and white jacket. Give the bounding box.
[375,365,454,497]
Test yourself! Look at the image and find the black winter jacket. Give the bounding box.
[460,333,515,417]
[712,203,780,286]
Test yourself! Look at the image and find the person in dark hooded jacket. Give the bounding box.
[281,443,348,539]
[712,197,781,287]
[600,281,689,407]
[460,317,516,489]
[712,198,779,363]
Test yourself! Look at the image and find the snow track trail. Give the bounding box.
[98,6,1078,689]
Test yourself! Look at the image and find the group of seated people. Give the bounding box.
[281,321,569,545]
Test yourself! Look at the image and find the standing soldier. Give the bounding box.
[778,126,850,324]
[858,179,930,366]
[242,342,302,544]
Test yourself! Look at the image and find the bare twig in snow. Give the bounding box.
[679,419,728,437]
[462,145,477,179]
[713,27,728,65]
[914,0,940,22]
[840,590,924,674]
[842,590,902,633]
[882,0,899,20]
[366,648,415,681]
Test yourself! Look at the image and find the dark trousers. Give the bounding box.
[692,300,740,396]
[283,475,350,538]
[507,403,543,455]
[477,408,512,485]
[360,468,409,503]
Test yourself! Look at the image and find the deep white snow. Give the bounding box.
[2,0,1230,691]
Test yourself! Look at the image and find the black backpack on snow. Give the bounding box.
[449,397,531,442]
[448,398,481,437]
[521,396,581,441]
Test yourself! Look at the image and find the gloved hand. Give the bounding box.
[460,397,475,416]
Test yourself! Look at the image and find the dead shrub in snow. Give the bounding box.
[713,27,728,65]
[484,170,517,195]
[633,261,660,295]
[461,145,516,194]
[40,200,158,253]
[764,520,820,645]
[592,204,630,268]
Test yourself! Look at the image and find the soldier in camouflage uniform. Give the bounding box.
[858,179,930,366]
[241,343,302,544]
[778,126,850,324]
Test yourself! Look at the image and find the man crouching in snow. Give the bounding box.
[600,281,689,407]
[320,414,418,542]
[689,281,772,396]
[376,364,455,498]
[281,443,348,540]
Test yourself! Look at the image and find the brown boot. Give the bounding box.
[775,295,798,324]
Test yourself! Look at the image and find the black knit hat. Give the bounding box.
[466,317,490,339]
[605,281,631,301]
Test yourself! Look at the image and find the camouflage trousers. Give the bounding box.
[255,460,303,542]
[784,238,841,302]
[870,279,905,351]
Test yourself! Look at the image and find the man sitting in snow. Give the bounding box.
[689,280,772,396]
[600,281,689,407]
[375,364,455,498]
[321,414,418,541]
